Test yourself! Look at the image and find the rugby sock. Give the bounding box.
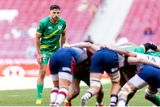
[55,87,68,104]
[110,94,118,106]
[117,98,126,106]
[154,96,160,106]
[148,95,160,106]
[145,89,160,106]
[82,91,93,100]
[36,84,44,99]
[50,87,59,104]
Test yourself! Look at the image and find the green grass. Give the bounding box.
[0,84,153,106]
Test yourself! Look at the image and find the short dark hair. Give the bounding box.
[50,4,60,10]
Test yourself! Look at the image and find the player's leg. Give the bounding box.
[108,71,121,106]
[117,74,147,106]
[50,74,59,105]
[145,86,160,106]
[80,72,102,106]
[49,52,61,105]
[80,69,104,106]
[36,52,51,104]
[80,50,104,106]
[36,64,47,104]
[119,66,137,105]
[54,54,74,105]
[95,85,105,106]
[54,71,73,105]
[64,78,80,106]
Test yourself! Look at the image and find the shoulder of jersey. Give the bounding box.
[40,17,50,23]
[59,17,66,23]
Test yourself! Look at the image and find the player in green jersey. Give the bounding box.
[35,4,66,104]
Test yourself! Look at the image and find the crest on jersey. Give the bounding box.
[48,26,52,29]
[58,25,62,30]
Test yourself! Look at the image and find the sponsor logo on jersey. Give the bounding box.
[58,25,62,30]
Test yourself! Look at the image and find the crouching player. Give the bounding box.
[117,64,160,106]
[119,42,160,105]
[49,46,104,106]
[49,47,87,106]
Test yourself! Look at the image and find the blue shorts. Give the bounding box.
[138,65,160,88]
[49,52,75,75]
[90,48,119,74]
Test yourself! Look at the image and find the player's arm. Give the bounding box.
[127,56,160,67]
[61,29,66,47]
[110,47,137,57]
[35,32,43,64]
[118,42,137,46]
[35,21,44,64]
[64,42,101,53]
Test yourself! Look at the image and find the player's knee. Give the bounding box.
[90,78,101,88]
[59,72,73,82]
[39,70,46,76]
[119,84,133,97]
[38,71,46,80]
[90,78,101,94]
[110,72,120,83]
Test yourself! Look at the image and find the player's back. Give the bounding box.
[53,47,88,64]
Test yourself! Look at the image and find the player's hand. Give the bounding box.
[37,54,43,64]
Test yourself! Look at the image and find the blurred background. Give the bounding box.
[0,0,160,88]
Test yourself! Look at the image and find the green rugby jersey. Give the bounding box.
[120,45,160,56]
[37,17,66,52]
[120,45,160,64]
[119,45,145,53]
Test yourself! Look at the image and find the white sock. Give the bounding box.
[117,99,126,106]
[110,95,118,106]
[55,87,68,104]
[81,91,92,100]
[50,87,59,104]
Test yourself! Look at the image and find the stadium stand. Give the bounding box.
[0,0,102,59]
[117,0,160,45]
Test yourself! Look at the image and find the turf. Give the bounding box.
[0,84,154,106]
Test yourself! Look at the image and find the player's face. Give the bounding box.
[50,9,60,20]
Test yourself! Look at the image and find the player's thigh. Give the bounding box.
[58,72,73,88]
[51,74,59,87]
[90,72,102,79]
[128,74,147,90]
[108,70,120,83]
[41,51,52,64]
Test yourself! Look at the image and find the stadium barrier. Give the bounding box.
[0,59,109,78]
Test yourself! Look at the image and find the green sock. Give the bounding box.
[154,95,160,106]
[148,95,160,106]
[36,84,44,99]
